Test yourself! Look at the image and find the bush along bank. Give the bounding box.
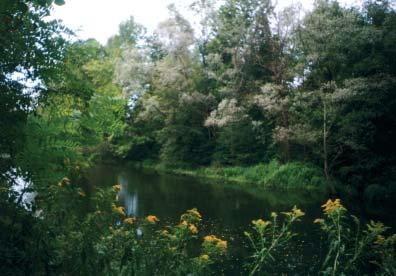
[131,159,332,192]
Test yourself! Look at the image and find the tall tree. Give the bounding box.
[207,0,273,96]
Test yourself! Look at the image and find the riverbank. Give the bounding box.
[129,159,331,192]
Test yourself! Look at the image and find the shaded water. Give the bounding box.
[87,165,392,275]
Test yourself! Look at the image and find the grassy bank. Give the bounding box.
[132,159,331,192]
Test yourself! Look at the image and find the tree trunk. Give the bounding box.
[323,93,336,194]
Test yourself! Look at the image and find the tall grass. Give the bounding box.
[198,160,329,190]
[136,159,330,191]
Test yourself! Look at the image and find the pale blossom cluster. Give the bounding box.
[115,47,152,96]
[179,92,215,106]
[205,98,248,127]
[137,96,162,121]
[156,6,194,55]
[253,83,289,114]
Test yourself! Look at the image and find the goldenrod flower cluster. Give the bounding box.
[252,219,271,230]
[112,203,126,217]
[200,254,210,262]
[112,184,121,192]
[203,235,228,255]
[180,208,202,224]
[123,217,135,225]
[217,240,227,253]
[292,206,305,218]
[189,224,198,234]
[146,215,159,224]
[321,199,344,215]
[178,208,201,235]
[187,208,202,219]
[179,219,199,234]
[282,206,305,219]
[203,235,217,242]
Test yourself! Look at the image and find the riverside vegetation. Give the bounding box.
[134,159,330,191]
[1,0,396,274]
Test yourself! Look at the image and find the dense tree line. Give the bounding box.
[112,0,396,202]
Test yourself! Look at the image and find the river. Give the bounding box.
[87,164,393,275]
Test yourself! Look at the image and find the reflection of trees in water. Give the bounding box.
[102,167,326,274]
[118,174,138,216]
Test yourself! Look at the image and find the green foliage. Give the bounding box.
[13,94,86,191]
[210,0,274,93]
[49,39,104,101]
[80,93,128,160]
[0,0,67,175]
[107,16,145,49]
[114,0,396,199]
[2,0,396,274]
[213,120,266,165]
[158,92,215,166]
[198,160,329,190]
[245,206,305,275]
[315,199,396,275]
[332,76,396,191]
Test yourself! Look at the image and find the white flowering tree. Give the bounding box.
[205,98,266,164]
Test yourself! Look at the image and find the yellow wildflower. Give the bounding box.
[203,235,227,255]
[252,219,271,229]
[146,215,159,224]
[188,208,202,219]
[112,184,121,192]
[112,204,126,216]
[189,224,198,234]
[216,240,228,254]
[124,217,135,225]
[271,212,278,218]
[181,208,202,223]
[200,254,210,262]
[180,220,188,226]
[292,206,305,218]
[116,207,126,216]
[321,199,344,215]
[204,235,217,242]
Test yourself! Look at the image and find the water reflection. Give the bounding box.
[83,165,396,274]
[118,174,138,216]
[88,165,329,274]
[89,165,328,226]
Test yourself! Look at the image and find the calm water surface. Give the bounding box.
[87,165,391,275]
